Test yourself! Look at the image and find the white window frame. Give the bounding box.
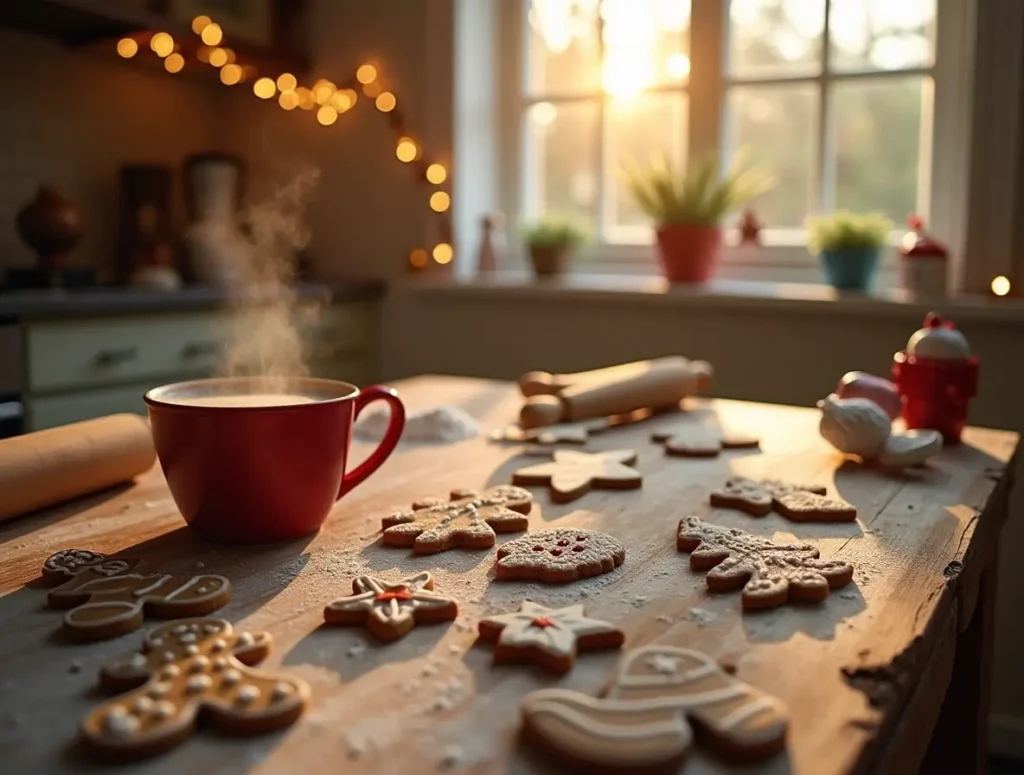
[495,0,976,281]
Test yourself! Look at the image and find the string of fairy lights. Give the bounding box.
[116,15,452,272]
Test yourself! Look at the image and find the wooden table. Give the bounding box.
[0,376,1017,775]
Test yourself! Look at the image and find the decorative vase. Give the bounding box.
[15,187,85,271]
[654,224,721,284]
[819,247,880,291]
[529,244,571,277]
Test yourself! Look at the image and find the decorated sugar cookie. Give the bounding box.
[380,486,533,554]
[676,516,855,609]
[495,528,625,584]
[82,618,307,760]
[478,601,624,673]
[521,644,788,769]
[323,571,458,642]
[710,477,855,522]
[42,549,231,642]
[512,449,641,503]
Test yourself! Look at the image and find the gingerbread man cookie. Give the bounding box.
[512,449,641,503]
[82,618,308,761]
[522,644,788,770]
[495,528,625,583]
[323,571,458,642]
[478,601,624,674]
[676,516,855,609]
[42,549,231,642]
[652,426,760,458]
[381,486,533,554]
[710,477,855,522]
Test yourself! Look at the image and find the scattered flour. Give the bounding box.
[839,592,858,600]
[68,659,82,674]
[685,607,715,627]
[657,615,672,624]
[354,406,479,444]
[347,644,366,658]
[438,744,463,770]
[421,664,439,678]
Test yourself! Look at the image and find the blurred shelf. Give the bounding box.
[2,0,309,78]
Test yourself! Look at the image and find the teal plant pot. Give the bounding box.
[819,247,880,291]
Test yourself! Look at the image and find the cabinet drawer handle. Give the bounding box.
[95,347,138,365]
[181,341,220,359]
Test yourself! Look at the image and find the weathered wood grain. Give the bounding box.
[0,376,1017,775]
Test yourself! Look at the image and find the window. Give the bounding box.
[504,0,948,268]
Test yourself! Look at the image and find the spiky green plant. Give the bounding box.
[620,152,774,227]
[522,219,588,248]
[806,211,893,253]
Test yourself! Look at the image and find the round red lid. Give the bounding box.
[900,215,949,259]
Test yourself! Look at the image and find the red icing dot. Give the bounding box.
[557,539,570,547]
[549,548,562,557]
[532,546,544,552]
[576,536,587,542]
[572,545,585,552]
[375,586,414,602]
[530,616,554,628]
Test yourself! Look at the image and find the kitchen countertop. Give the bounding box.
[0,280,386,320]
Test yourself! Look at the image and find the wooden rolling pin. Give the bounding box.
[0,414,156,523]
[519,358,713,429]
[517,356,703,397]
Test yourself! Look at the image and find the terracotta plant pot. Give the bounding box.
[655,224,722,283]
[529,244,572,277]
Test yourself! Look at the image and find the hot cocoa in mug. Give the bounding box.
[145,377,406,544]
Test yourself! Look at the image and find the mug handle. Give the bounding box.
[337,385,406,499]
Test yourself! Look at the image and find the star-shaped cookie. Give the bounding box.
[323,572,458,642]
[380,486,533,554]
[652,426,760,457]
[478,601,624,674]
[711,477,856,522]
[512,449,642,502]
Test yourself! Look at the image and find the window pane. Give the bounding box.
[605,92,687,242]
[601,0,691,96]
[522,101,600,229]
[832,76,929,221]
[728,0,825,79]
[527,0,601,94]
[829,0,935,72]
[725,84,816,229]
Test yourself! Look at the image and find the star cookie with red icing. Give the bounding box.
[478,601,624,674]
[323,572,458,642]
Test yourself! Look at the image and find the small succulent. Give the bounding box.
[807,211,893,253]
[522,219,588,248]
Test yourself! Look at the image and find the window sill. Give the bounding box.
[398,270,1024,324]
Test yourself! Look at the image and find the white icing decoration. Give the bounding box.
[235,632,255,647]
[481,601,620,659]
[186,675,212,694]
[203,624,221,634]
[210,639,227,653]
[150,638,163,647]
[271,682,292,701]
[103,709,140,737]
[132,574,172,597]
[153,701,176,720]
[173,624,188,634]
[133,697,154,714]
[179,632,197,644]
[160,665,180,679]
[196,587,208,594]
[235,685,260,704]
[190,656,210,673]
[324,572,457,631]
[184,645,200,656]
[161,651,176,663]
[221,670,241,686]
[128,654,148,670]
[647,654,681,675]
[212,657,228,671]
[148,682,171,699]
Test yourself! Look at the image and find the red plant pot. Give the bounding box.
[655,224,722,284]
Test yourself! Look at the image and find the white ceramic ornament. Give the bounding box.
[906,317,971,360]
[817,394,942,468]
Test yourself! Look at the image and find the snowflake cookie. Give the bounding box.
[478,601,624,673]
[495,528,625,584]
[380,486,533,554]
[521,644,788,770]
[323,572,458,642]
[676,516,855,609]
[82,618,307,761]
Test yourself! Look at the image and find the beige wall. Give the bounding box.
[0,30,219,278]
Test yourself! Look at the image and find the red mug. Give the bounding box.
[145,377,405,544]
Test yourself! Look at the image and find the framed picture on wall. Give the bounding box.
[168,0,274,46]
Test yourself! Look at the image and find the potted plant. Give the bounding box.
[621,153,773,283]
[523,219,587,277]
[807,211,893,291]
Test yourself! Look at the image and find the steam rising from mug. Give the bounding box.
[218,168,322,393]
